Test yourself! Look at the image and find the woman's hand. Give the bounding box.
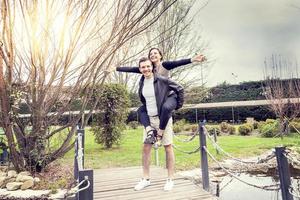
[191,54,206,63]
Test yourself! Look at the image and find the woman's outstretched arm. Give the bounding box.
[162,54,206,70]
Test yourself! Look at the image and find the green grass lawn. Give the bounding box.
[58,126,300,171]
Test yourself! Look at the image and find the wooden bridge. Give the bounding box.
[93,166,216,200]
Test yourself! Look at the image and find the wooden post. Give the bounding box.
[275,147,293,200]
[78,169,93,200]
[199,122,210,191]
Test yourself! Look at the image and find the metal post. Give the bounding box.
[275,147,293,200]
[199,122,209,191]
[78,169,93,200]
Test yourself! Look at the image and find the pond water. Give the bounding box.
[216,173,300,200]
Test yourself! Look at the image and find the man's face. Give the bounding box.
[139,60,153,78]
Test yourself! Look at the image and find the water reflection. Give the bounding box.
[216,173,300,200]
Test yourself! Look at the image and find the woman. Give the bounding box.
[117,48,206,143]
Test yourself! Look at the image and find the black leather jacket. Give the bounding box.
[138,74,184,117]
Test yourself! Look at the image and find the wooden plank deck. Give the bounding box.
[93,166,216,200]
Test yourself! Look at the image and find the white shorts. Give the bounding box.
[143,116,173,146]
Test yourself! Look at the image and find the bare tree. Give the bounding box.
[263,54,300,136]
[0,0,178,172]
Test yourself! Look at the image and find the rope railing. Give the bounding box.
[203,146,280,191]
[172,144,201,154]
[77,133,84,171]
[173,129,198,143]
[289,185,300,199]
[203,127,276,164]
[284,151,300,167]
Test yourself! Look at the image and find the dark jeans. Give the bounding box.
[138,94,177,130]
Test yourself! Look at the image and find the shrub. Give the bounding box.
[173,119,188,133]
[228,125,236,135]
[219,122,235,134]
[206,125,221,136]
[190,124,198,132]
[238,123,253,136]
[266,119,276,124]
[91,84,129,148]
[128,121,139,129]
[253,121,259,129]
[260,122,279,137]
[220,122,230,133]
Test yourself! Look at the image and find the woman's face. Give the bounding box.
[149,49,162,63]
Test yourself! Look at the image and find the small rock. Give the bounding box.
[21,180,34,190]
[16,174,34,182]
[0,177,6,188]
[0,177,16,189]
[19,171,31,176]
[7,170,17,178]
[34,177,40,183]
[0,172,7,177]
[6,182,23,191]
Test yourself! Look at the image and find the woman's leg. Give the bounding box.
[159,94,177,130]
[137,105,151,129]
[156,94,177,145]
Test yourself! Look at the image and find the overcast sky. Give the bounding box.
[192,0,300,86]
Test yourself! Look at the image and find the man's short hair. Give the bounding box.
[138,57,151,67]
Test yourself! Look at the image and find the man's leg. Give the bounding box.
[160,118,175,191]
[164,144,175,179]
[135,143,152,190]
[142,143,152,179]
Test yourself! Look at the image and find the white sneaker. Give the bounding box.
[164,179,174,191]
[134,178,151,190]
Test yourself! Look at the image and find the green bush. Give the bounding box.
[173,119,188,133]
[253,121,259,129]
[260,122,279,137]
[128,121,139,129]
[266,119,277,124]
[228,125,236,135]
[220,122,230,133]
[206,125,221,136]
[91,84,130,148]
[238,123,253,136]
[219,122,235,134]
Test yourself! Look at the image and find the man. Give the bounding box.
[134,57,184,191]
